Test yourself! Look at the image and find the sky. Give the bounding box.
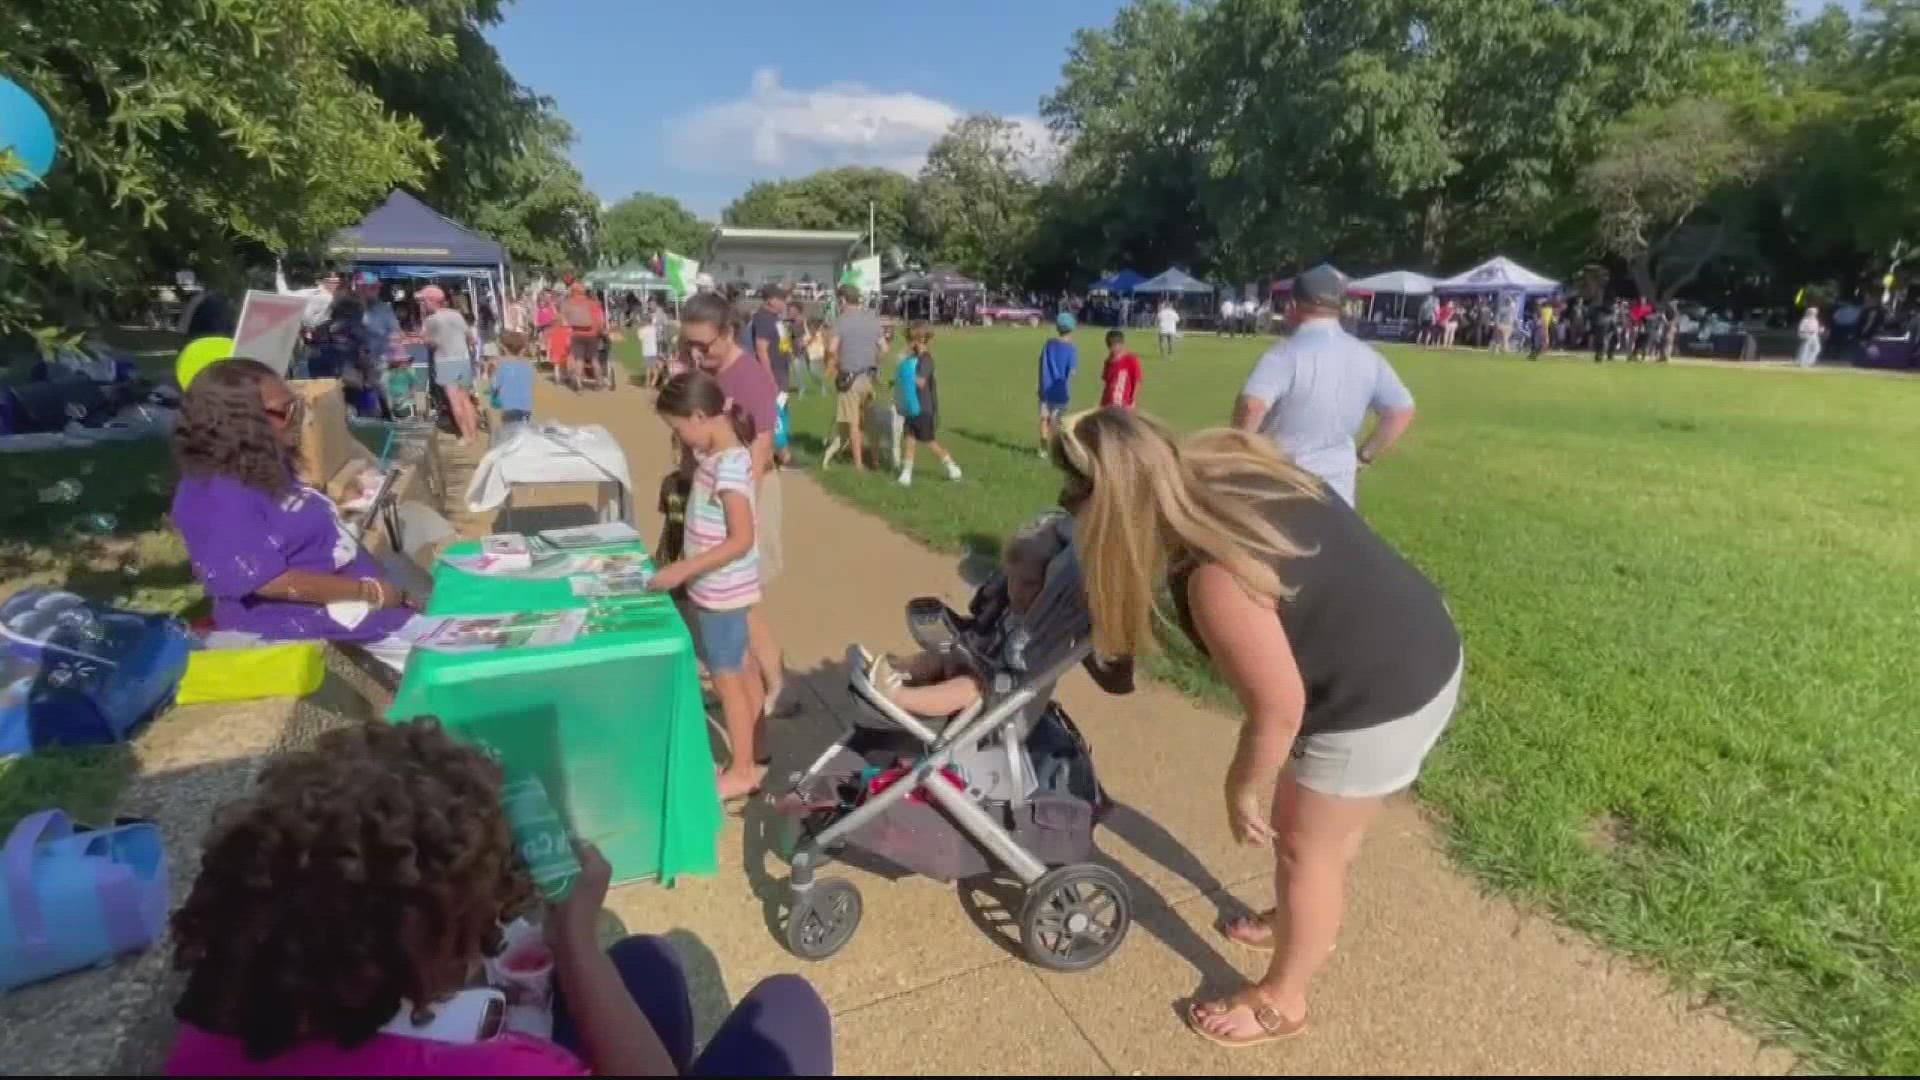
[491,0,1859,221]
[487,0,1128,219]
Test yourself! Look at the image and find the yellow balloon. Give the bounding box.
[175,336,235,389]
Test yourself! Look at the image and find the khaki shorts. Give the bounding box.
[755,468,783,584]
[1293,652,1462,798]
[836,372,874,426]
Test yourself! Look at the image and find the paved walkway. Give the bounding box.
[505,377,1795,1075]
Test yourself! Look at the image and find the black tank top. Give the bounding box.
[1169,489,1460,737]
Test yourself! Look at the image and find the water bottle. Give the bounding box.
[37,480,82,504]
[500,772,581,901]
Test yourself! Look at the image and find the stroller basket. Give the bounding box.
[772,512,1135,973]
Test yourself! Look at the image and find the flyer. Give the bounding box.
[412,610,586,653]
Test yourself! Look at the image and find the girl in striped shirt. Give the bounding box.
[648,372,765,800]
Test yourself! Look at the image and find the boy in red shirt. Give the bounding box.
[1100,329,1142,408]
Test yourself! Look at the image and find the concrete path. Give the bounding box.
[507,377,1796,1075]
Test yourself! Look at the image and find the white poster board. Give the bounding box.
[233,290,313,376]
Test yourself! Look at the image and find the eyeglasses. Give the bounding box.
[262,399,302,423]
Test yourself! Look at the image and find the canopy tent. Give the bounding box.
[608,264,670,292]
[923,265,984,293]
[1349,270,1436,296]
[1090,269,1145,295]
[882,271,929,294]
[327,190,507,268]
[1433,256,1557,296]
[328,190,511,343]
[1134,268,1215,295]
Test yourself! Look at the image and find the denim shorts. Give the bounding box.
[694,607,751,673]
[436,359,475,390]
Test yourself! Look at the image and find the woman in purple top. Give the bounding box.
[170,358,423,667]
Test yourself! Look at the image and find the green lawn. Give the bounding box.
[734,327,1916,1073]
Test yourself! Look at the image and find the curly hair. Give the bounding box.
[170,357,301,496]
[171,720,535,1060]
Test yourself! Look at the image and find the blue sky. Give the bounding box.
[490,0,1858,220]
[488,0,1127,218]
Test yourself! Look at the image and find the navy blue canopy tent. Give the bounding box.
[327,190,512,339]
[1091,269,1145,295]
[327,190,507,268]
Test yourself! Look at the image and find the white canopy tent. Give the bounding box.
[1433,256,1558,296]
[1350,270,1436,296]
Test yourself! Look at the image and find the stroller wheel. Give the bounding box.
[785,877,862,961]
[1019,864,1131,972]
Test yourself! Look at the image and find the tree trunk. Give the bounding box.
[1420,192,1447,270]
[1629,254,1655,301]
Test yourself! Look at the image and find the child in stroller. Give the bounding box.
[862,518,1060,720]
[772,510,1138,973]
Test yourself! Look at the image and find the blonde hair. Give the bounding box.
[1052,408,1322,658]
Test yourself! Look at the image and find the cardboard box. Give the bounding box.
[289,378,369,486]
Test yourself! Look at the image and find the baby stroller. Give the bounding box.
[769,512,1138,972]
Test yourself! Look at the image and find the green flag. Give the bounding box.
[662,252,699,301]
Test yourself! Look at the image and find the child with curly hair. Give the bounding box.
[165,719,832,1076]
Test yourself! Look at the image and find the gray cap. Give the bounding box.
[1291,264,1347,308]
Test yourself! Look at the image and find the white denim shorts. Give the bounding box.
[1292,653,1463,798]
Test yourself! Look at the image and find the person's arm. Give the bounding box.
[1359,357,1416,465]
[255,570,416,609]
[824,327,841,379]
[1232,344,1291,431]
[548,844,679,1077]
[649,488,755,591]
[755,321,775,375]
[1185,563,1305,846]
[747,431,773,479]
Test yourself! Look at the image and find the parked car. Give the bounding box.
[977,300,1046,327]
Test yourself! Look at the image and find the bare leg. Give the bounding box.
[849,414,866,471]
[449,387,480,443]
[1194,779,1383,1040]
[888,675,983,717]
[712,668,766,799]
[745,606,788,718]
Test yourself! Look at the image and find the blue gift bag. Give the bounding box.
[1,589,190,752]
[0,810,169,991]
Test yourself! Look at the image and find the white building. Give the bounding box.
[706,227,864,293]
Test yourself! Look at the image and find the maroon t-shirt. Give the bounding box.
[708,351,779,445]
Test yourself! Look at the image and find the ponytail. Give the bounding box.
[723,400,758,446]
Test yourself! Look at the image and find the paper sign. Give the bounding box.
[233,290,313,376]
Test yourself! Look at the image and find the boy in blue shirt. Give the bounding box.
[489,329,536,427]
[1037,312,1078,456]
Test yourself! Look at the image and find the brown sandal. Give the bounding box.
[1186,989,1307,1048]
[1219,909,1278,952]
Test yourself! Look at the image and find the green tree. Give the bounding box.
[599,193,710,265]
[720,166,912,253]
[0,0,446,343]
[464,114,601,271]
[912,114,1039,287]
[1579,99,1766,299]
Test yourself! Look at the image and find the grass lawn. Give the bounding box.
[664,326,1918,1073]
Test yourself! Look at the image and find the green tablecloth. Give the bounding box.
[387,540,719,885]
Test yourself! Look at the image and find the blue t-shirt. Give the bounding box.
[492,358,535,413]
[1038,338,1077,402]
[894,353,921,417]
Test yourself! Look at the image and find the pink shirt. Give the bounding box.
[167,1023,588,1077]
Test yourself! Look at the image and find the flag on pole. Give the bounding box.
[661,252,699,301]
[841,255,881,298]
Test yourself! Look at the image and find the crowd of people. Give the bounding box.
[169,234,1901,1070]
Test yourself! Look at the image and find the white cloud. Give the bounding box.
[667,67,1055,179]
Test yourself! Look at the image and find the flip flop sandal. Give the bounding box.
[1220,909,1278,952]
[1186,995,1307,1049]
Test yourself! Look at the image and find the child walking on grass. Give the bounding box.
[895,321,961,486]
[1037,312,1078,456]
[647,371,766,801]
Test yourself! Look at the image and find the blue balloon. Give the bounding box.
[0,77,57,190]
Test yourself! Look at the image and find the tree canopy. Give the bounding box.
[598,193,710,266]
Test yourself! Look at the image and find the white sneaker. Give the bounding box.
[945,461,963,481]
[897,469,913,487]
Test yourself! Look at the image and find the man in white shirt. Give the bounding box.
[1232,265,1416,506]
[1219,296,1238,337]
[1157,301,1181,360]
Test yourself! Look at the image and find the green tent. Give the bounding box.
[607,262,671,292]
